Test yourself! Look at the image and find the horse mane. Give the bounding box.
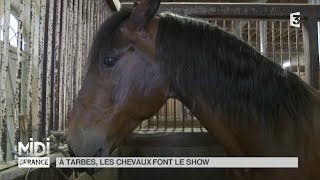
[156,12,312,132]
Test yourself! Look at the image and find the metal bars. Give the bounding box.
[135,99,203,133]
[0,0,112,163]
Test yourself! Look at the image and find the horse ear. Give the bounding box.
[127,0,161,30]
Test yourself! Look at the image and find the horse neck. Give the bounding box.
[175,84,320,179]
[176,88,320,157]
[177,93,249,156]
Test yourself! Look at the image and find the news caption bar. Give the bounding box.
[55,157,298,168]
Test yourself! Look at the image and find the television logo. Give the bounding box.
[290,12,301,28]
[17,138,50,168]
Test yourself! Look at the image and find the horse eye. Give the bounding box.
[103,57,118,68]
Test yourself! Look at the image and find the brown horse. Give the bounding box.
[66,0,320,179]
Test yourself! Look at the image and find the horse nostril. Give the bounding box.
[66,128,106,157]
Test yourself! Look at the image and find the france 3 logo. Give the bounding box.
[290,12,301,28]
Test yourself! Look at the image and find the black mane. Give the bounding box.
[156,12,311,132]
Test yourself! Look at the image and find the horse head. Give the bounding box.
[66,0,167,158]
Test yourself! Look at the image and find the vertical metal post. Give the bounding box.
[248,21,251,45]
[72,0,78,102]
[66,0,74,115]
[45,0,54,136]
[77,0,83,91]
[222,19,226,30]
[156,112,159,130]
[31,0,40,140]
[287,22,292,71]
[173,99,176,131]
[164,102,167,130]
[87,0,93,72]
[0,0,10,162]
[259,21,267,56]
[280,21,283,66]
[26,0,36,140]
[182,105,185,132]
[63,0,70,126]
[59,0,68,130]
[255,20,259,50]
[191,111,194,132]
[295,27,301,77]
[231,20,234,35]
[37,0,47,140]
[271,21,275,61]
[90,0,94,44]
[82,0,87,82]
[97,0,100,30]
[53,0,62,131]
[0,0,3,70]
[13,0,24,152]
[302,19,319,89]
[94,1,97,36]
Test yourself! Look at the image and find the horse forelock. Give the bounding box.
[156,12,312,133]
[88,9,132,65]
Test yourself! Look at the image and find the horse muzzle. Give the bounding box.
[66,127,107,157]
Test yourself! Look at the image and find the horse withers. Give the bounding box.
[66,0,320,179]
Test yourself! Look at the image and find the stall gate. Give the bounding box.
[0,0,117,163]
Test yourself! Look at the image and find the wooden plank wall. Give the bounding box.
[0,0,113,163]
